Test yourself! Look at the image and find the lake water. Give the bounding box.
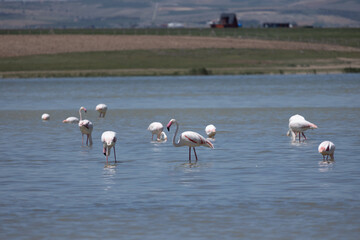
[1,74,360,239]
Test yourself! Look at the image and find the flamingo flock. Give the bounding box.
[42,106,335,165]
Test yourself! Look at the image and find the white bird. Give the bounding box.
[167,119,214,164]
[96,103,108,118]
[287,114,305,140]
[101,131,117,164]
[318,141,335,161]
[78,106,93,146]
[147,122,164,141]
[41,113,50,120]
[158,131,167,142]
[288,115,317,142]
[205,124,216,139]
[62,116,79,124]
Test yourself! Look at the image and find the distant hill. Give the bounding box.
[0,0,359,29]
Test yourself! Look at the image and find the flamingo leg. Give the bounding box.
[298,132,301,142]
[193,147,198,163]
[86,134,89,146]
[82,134,84,145]
[302,132,307,140]
[189,147,191,164]
[114,146,117,163]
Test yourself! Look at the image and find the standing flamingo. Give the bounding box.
[167,119,214,164]
[205,124,216,139]
[41,113,50,120]
[101,131,117,164]
[78,106,93,146]
[147,122,164,141]
[318,141,335,162]
[288,115,317,142]
[96,104,108,118]
[287,114,305,140]
[63,116,79,123]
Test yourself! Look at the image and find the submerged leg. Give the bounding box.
[81,134,84,145]
[114,146,117,163]
[193,147,198,163]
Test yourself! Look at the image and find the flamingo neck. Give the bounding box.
[172,121,182,147]
[79,108,83,121]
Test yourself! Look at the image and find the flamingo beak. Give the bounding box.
[103,147,106,156]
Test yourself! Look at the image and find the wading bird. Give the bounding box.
[288,115,317,142]
[41,113,50,120]
[78,106,93,146]
[147,122,165,141]
[62,116,79,124]
[101,131,117,164]
[167,119,214,164]
[96,103,107,118]
[318,141,335,162]
[205,124,216,139]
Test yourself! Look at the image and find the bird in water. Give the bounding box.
[78,106,93,146]
[167,119,214,164]
[288,114,317,142]
[101,131,117,164]
[41,113,50,120]
[96,103,107,118]
[318,141,335,162]
[205,124,216,140]
[147,122,166,142]
[62,116,79,124]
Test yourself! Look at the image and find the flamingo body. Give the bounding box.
[63,116,79,123]
[147,122,164,141]
[78,106,93,146]
[96,104,108,118]
[167,119,213,164]
[205,124,216,138]
[288,115,317,142]
[101,131,117,164]
[318,141,335,161]
[41,113,50,120]
[158,131,168,142]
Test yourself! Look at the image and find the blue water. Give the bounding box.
[1,74,360,239]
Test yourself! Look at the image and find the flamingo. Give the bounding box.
[101,131,117,164]
[78,106,93,146]
[205,124,216,139]
[166,119,214,164]
[158,131,167,142]
[41,113,50,120]
[96,103,108,118]
[62,116,79,123]
[288,115,317,142]
[287,114,305,140]
[147,122,164,141]
[318,141,335,161]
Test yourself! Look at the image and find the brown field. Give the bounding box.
[1,35,359,58]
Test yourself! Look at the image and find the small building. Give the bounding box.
[211,13,239,28]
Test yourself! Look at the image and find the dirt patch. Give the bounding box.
[1,35,359,58]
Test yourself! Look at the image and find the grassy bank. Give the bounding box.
[1,48,359,78]
[1,28,360,48]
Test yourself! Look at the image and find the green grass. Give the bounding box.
[1,28,360,48]
[1,48,359,78]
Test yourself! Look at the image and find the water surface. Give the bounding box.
[1,74,360,239]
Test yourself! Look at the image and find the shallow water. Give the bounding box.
[1,74,360,239]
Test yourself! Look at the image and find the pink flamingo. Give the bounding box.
[78,106,93,146]
[288,115,317,142]
[96,103,107,118]
[63,116,79,123]
[205,124,216,139]
[41,113,50,120]
[147,122,165,141]
[101,131,117,164]
[167,119,214,164]
[318,141,335,162]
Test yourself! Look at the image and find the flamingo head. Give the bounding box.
[80,106,87,113]
[167,119,176,131]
